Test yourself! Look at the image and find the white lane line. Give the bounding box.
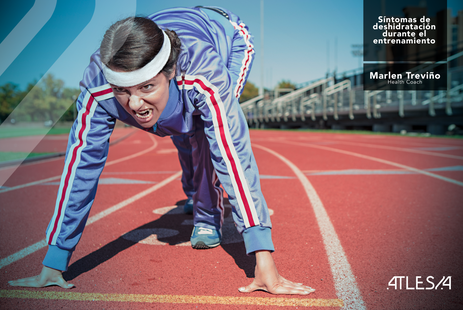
[0,134,158,194]
[0,175,62,193]
[86,171,181,225]
[254,144,365,310]
[283,141,463,187]
[0,171,181,269]
[103,134,157,168]
[335,140,463,160]
[0,156,62,172]
[0,240,48,270]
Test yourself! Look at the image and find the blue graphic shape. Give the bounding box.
[0,1,94,88]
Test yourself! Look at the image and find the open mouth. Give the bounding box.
[134,109,153,122]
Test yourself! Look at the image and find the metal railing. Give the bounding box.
[241,51,463,127]
[241,78,333,126]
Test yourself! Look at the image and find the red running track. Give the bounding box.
[0,129,462,309]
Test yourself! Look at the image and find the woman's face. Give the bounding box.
[110,71,174,128]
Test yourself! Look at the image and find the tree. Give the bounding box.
[0,83,22,122]
[277,80,297,90]
[59,89,79,122]
[240,80,259,103]
[18,74,80,122]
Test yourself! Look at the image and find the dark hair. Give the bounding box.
[100,16,181,77]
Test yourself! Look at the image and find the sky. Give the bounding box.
[1,0,462,91]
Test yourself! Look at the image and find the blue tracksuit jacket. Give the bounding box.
[43,7,273,271]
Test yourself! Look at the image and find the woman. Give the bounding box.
[9,6,314,295]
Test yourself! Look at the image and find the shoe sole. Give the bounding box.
[191,241,221,249]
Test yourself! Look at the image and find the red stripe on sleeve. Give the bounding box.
[92,88,113,98]
[48,96,95,244]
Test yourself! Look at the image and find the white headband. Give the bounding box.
[102,30,171,87]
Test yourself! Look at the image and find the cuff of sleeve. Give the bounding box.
[42,245,73,272]
[242,226,275,255]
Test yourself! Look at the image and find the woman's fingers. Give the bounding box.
[279,276,316,293]
[9,276,74,289]
[8,266,74,289]
[8,276,41,288]
[271,281,314,295]
[239,277,315,295]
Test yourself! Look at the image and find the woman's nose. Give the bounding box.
[128,95,143,111]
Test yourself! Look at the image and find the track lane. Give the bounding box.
[1,131,343,308]
[330,140,463,160]
[254,144,365,310]
[280,141,463,187]
[308,173,463,310]
[0,131,164,265]
[252,131,462,309]
[258,131,463,187]
[328,133,463,149]
[1,130,462,309]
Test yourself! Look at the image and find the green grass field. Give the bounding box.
[0,152,54,163]
[0,124,71,163]
[0,127,71,139]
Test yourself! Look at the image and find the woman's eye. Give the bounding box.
[142,84,153,90]
[113,87,126,93]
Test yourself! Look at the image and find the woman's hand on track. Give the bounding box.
[8,266,74,289]
[238,250,315,295]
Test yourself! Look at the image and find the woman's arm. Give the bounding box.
[9,60,118,285]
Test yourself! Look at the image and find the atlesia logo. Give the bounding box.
[388,276,451,290]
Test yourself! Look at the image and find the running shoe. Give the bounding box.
[190,226,221,249]
[183,198,193,214]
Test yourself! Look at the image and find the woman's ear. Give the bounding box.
[168,70,176,80]
[169,64,177,81]
[168,64,177,80]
